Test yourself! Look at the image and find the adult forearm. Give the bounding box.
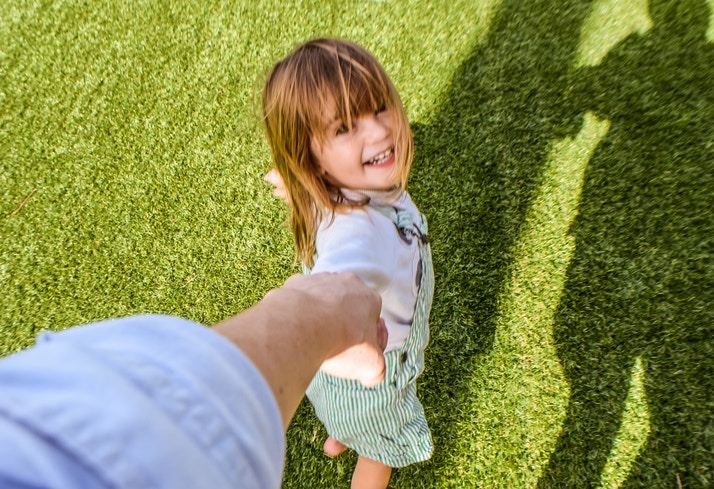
[213,273,387,430]
[213,289,332,429]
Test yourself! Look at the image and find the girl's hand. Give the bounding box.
[320,317,388,388]
[264,169,289,201]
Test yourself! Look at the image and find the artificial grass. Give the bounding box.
[2,0,713,488]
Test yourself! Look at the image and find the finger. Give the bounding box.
[264,169,286,189]
[264,168,280,184]
[358,319,387,387]
[377,318,388,352]
[359,354,386,388]
[321,344,386,388]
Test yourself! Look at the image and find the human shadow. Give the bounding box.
[403,0,591,484]
[282,2,588,482]
[538,1,714,487]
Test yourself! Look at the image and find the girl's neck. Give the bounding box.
[340,187,403,207]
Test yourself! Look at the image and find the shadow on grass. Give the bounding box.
[405,0,591,486]
[283,2,590,486]
[286,0,712,486]
[539,1,714,487]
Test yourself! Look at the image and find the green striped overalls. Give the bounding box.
[305,205,434,467]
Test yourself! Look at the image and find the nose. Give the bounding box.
[361,113,390,143]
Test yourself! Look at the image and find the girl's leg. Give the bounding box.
[323,436,347,456]
[351,456,392,489]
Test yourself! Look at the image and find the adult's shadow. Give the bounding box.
[538,1,714,487]
[406,0,591,481]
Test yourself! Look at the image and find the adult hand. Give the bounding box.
[280,273,388,387]
[214,272,387,428]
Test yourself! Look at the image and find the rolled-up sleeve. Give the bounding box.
[0,315,284,489]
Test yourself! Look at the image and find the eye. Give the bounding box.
[335,122,350,135]
[375,104,387,114]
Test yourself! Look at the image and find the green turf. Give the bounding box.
[1,0,712,487]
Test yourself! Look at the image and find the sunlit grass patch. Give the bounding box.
[2,0,712,487]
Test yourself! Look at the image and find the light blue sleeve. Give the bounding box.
[0,315,285,489]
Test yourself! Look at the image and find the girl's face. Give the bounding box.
[309,104,398,191]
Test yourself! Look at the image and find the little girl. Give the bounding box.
[262,38,433,489]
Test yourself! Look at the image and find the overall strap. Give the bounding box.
[371,204,434,371]
[370,205,429,246]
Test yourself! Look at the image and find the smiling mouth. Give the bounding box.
[364,147,394,166]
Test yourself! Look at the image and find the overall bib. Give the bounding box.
[305,206,434,467]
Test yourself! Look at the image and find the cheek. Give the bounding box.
[309,139,327,171]
[379,110,394,127]
[308,137,321,160]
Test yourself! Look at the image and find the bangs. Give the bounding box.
[294,40,396,143]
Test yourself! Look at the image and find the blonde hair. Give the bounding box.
[262,38,413,267]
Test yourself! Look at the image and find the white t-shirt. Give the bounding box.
[311,190,423,353]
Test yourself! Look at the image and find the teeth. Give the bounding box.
[366,148,393,165]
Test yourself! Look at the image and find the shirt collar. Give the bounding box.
[340,187,405,207]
